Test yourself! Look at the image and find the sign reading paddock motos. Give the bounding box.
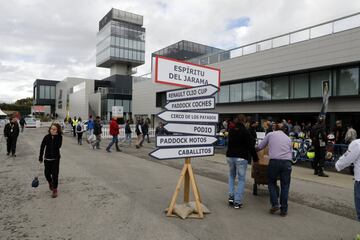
[156,135,217,147]
[154,56,220,88]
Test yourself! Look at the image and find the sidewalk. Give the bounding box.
[206,153,354,190]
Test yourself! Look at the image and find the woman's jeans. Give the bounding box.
[227,157,248,204]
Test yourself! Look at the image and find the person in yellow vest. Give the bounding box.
[72,117,78,137]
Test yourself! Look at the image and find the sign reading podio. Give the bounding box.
[154,56,220,88]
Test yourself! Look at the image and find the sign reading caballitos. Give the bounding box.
[155,56,220,88]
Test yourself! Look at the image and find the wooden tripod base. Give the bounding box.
[166,158,204,219]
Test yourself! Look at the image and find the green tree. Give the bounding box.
[15,97,33,106]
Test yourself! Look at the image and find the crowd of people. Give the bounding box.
[2,112,359,221]
[223,114,360,221]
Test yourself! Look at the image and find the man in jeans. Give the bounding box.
[106,117,121,153]
[226,114,258,209]
[257,122,292,216]
[335,139,360,221]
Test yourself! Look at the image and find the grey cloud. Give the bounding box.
[0,62,19,72]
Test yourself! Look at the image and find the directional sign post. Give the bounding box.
[164,97,215,111]
[166,84,219,101]
[150,146,214,160]
[157,111,219,123]
[156,135,218,147]
[164,123,216,136]
[152,57,221,219]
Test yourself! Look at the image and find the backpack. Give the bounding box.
[77,124,82,132]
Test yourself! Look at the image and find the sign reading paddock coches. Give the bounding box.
[164,97,215,111]
[155,56,220,88]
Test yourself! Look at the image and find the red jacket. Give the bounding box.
[109,119,119,136]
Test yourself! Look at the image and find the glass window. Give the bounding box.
[115,99,122,106]
[230,83,242,102]
[335,67,359,96]
[125,39,129,48]
[310,70,331,97]
[290,73,309,99]
[256,79,271,100]
[120,38,124,47]
[107,99,114,112]
[218,85,230,103]
[123,100,130,112]
[272,76,289,100]
[39,85,45,99]
[120,49,124,58]
[45,86,51,99]
[242,81,256,101]
[51,86,56,99]
[59,89,63,100]
[124,50,128,59]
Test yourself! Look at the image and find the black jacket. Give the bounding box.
[4,122,20,138]
[226,123,258,162]
[39,134,62,160]
[93,121,102,135]
[310,124,326,148]
[125,123,132,134]
[142,122,149,134]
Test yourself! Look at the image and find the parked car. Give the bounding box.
[24,117,37,128]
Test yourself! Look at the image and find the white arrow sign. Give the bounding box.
[164,123,216,136]
[157,111,218,123]
[164,97,215,111]
[156,135,218,147]
[166,84,219,101]
[150,146,214,160]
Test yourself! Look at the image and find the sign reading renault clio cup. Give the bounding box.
[154,55,220,88]
[150,56,220,160]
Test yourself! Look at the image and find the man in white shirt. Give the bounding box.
[335,139,360,221]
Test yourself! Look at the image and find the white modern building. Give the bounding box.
[132,13,360,133]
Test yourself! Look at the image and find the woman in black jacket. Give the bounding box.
[39,123,62,198]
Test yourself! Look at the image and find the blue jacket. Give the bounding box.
[87,119,94,130]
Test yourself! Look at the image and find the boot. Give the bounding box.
[52,189,58,198]
[318,168,329,177]
[48,182,54,191]
[116,144,122,152]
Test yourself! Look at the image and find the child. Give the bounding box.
[39,123,63,198]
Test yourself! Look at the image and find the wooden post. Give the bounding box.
[166,158,204,219]
[184,158,190,203]
[166,163,188,217]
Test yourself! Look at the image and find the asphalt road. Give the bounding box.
[0,128,359,240]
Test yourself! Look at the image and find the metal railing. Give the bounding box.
[189,12,360,65]
[136,12,360,79]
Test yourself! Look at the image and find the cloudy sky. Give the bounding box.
[0,0,359,103]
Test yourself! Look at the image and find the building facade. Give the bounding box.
[33,79,59,114]
[96,8,145,75]
[33,8,145,122]
[133,13,360,132]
